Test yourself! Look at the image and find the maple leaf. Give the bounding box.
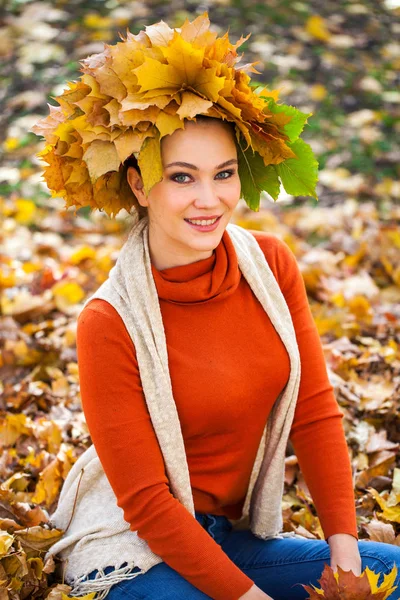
[302,563,398,600]
[176,90,213,119]
[137,134,164,196]
[14,526,64,552]
[82,140,120,182]
[237,142,280,210]
[274,139,319,199]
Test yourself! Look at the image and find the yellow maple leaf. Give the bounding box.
[176,90,213,118]
[113,129,148,162]
[155,111,185,139]
[179,12,215,45]
[160,32,206,78]
[134,56,184,92]
[38,147,71,196]
[137,135,164,196]
[82,140,120,182]
[366,564,398,597]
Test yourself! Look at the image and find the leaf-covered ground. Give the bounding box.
[0,0,399,598]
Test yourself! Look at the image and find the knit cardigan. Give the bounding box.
[45,215,304,598]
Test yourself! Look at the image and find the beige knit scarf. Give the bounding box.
[45,215,303,598]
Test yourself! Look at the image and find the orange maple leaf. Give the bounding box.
[302,563,398,600]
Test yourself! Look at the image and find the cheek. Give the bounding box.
[227,180,241,205]
[162,193,189,218]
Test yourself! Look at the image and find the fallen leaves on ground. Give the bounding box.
[1,0,400,597]
[1,195,399,597]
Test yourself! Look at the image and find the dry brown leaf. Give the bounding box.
[14,526,64,552]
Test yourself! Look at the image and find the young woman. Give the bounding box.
[31,13,400,599]
[73,115,400,599]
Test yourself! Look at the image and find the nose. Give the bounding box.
[193,180,221,209]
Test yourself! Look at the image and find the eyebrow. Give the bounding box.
[165,159,238,170]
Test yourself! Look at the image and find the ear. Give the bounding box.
[127,166,149,208]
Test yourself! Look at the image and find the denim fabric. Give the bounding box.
[83,511,400,599]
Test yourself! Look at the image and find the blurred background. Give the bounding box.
[1,0,399,214]
[0,1,400,597]
[0,0,400,210]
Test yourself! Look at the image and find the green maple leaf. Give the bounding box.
[264,98,312,142]
[237,141,281,210]
[274,138,319,199]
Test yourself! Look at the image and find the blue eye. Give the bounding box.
[172,173,190,183]
[217,170,235,179]
[171,170,235,183]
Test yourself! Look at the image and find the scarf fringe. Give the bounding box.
[67,562,146,598]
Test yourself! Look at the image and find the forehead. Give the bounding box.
[161,121,237,161]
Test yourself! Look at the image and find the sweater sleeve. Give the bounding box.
[251,231,358,542]
[76,299,254,600]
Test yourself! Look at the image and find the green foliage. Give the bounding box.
[264,98,313,142]
[237,136,319,209]
[238,142,281,209]
[274,139,319,199]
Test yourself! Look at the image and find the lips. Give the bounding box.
[184,215,222,221]
[184,215,222,232]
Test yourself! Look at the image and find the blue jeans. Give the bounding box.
[83,511,400,599]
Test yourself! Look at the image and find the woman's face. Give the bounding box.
[127,119,241,271]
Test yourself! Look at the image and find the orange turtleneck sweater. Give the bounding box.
[76,229,358,600]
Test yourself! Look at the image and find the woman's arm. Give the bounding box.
[251,231,361,575]
[76,299,255,600]
[328,534,361,576]
[239,584,274,599]
[251,232,359,542]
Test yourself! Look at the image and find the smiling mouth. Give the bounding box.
[184,216,221,226]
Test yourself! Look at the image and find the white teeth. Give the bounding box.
[187,218,218,226]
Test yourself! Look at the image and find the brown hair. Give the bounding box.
[124,116,237,220]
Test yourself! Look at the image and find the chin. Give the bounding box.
[190,233,223,249]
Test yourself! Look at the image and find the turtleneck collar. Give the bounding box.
[150,229,241,304]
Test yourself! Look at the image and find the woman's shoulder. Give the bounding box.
[243,228,297,280]
[245,229,285,252]
[78,298,121,322]
[77,298,128,339]
[77,297,136,357]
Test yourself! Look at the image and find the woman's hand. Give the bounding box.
[240,534,362,600]
[328,533,362,576]
[238,583,274,599]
